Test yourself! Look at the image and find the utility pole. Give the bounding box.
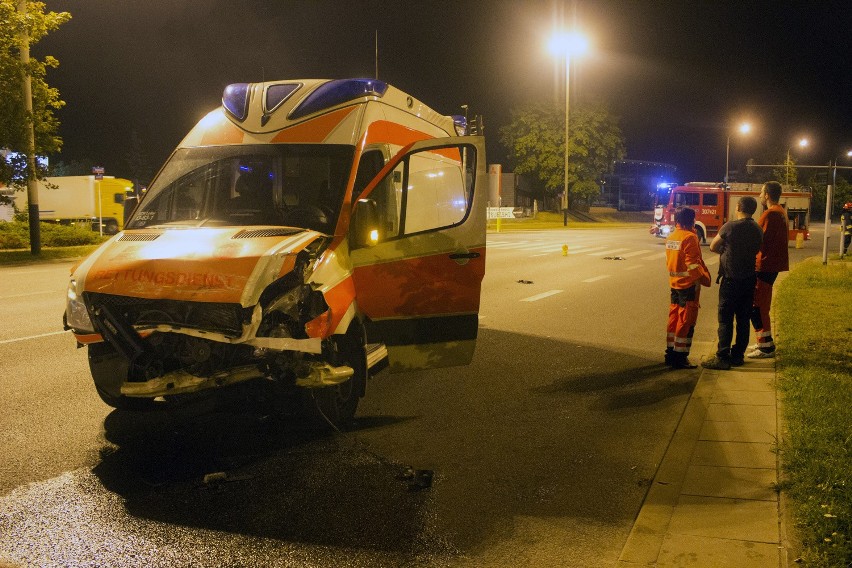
[18,0,41,254]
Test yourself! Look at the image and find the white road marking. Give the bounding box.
[521,290,564,302]
[642,252,667,260]
[704,255,720,266]
[624,265,644,271]
[0,290,59,299]
[561,245,610,254]
[0,330,69,345]
[582,275,611,283]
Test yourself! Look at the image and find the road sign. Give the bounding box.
[487,207,515,219]
[92,166,104,180]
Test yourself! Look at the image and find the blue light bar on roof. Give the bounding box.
[223,83,250,121]
[290,78,389,120]
[452,115,467,136]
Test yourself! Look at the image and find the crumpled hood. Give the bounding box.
[80,228,322,305]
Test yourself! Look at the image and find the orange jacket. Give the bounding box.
[666,227,711,289]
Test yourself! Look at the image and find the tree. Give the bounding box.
[808,171,851,219]
[499,101,625,209]
[0,1,71,189]
[771,152,802,188]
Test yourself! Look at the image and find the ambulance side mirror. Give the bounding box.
[351,198,381,249]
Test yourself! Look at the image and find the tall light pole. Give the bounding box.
[17,0,41,255]
[725,122,751,186]
[548,30,588,226]
[786,138,809,186]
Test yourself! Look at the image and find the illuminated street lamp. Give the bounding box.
[548,30,589,226]
[786,138,809,186]
[725,122,751,185]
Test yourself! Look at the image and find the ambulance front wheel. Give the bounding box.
[305,324,367,430]
[88,341,157,411]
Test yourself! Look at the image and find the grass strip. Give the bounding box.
[0,244,100,265]
[776,257,852,566]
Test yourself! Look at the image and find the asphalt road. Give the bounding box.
[0,226,819,567]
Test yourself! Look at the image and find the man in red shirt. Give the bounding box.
[749,181,789,358]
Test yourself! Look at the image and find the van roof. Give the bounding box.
[178,78,459,149]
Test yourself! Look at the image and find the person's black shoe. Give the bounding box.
[671,355,698,369]
[730,357,745,367]
[664,352,674,366]
[701,356,731,370]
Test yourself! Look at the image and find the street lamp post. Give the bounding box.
[725,122,751,186]
[548,31,588,226]
[786,138,809,186]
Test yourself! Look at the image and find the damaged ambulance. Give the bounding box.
[63,78,487,427]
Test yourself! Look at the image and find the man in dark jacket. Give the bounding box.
[702,196,763,370]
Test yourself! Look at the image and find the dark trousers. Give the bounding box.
[717,275,757,360]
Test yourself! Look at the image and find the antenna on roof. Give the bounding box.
[375,30,379,80]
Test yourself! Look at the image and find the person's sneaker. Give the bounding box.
[701,356,731,370]
[747,349,775,359]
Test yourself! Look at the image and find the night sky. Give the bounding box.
[35,0,852,184]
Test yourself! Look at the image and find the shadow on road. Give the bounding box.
[87,327,699,561]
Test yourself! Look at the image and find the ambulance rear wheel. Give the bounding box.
[304,324,367,430]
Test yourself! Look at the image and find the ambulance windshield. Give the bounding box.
[128,144,354,233]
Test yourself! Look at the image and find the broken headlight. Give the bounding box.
[66,279,94,333]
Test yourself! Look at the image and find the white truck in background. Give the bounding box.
[9,175,133,234]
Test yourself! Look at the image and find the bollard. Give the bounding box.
[562,244,568,256]
[795,232,804,249]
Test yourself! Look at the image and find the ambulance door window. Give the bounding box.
[402,146,468,235]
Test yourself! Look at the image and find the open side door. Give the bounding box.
[349,136,486,373]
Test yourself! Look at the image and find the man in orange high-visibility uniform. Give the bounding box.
[748,181,789,358]
[665,206,711,369]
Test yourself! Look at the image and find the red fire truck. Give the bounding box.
[650,182,811,244]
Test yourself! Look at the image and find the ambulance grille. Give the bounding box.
[118,233,161,242]
[85,292,249,337]
[232,228,303,239]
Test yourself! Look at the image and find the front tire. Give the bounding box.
[88,342,156,410]
[696,226,706,245]
[305,324,367,430]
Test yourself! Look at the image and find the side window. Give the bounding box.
[113,193,124,204]
[402,146,470,235]
[373,166,402,238]
[353,150,386,202]
[354,143,475,245]
[703,193,718,206]
[675,192,700,207]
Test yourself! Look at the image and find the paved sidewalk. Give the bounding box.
[617,355,791,567]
